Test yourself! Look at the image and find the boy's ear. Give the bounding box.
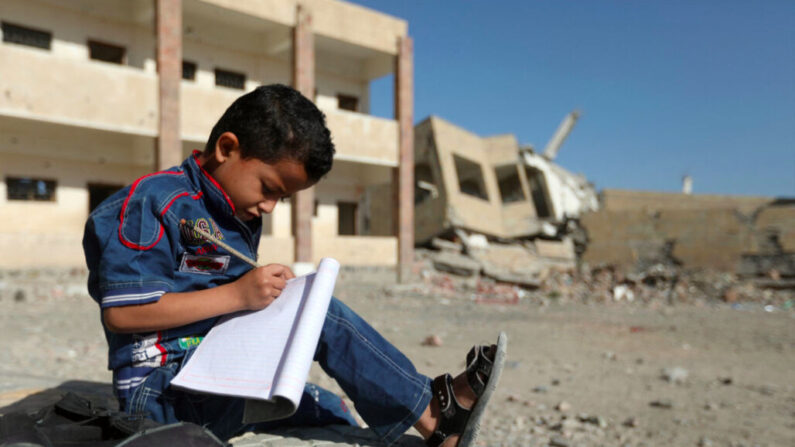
[214,132,240,163]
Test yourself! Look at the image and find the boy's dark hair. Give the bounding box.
[204,84,334,182]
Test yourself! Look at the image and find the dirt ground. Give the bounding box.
[0,272,792,447]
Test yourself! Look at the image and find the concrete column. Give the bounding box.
[291,4,314,269]
[395,36,414,282]
[155,0,182,170]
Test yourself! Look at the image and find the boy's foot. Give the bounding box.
[417,332,507,447]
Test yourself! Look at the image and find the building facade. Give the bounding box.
[0,0,414,277]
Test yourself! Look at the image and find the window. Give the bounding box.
[453,154,488,201]
[88,40,125,64]
[182,60,197,81]
[495,164,526,204]
[337,94,358,112]
[1,22,51,50]
[524,166,553,218]
[215,68,245,89]
[338,202,357,235]
[88,183,123,212]
[6,177,56,201]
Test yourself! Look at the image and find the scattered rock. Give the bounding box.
[532,385,548,393]
[578,414,608,428]
[698,436,715,447]
[623,417,638,428]
[603,351,617,361]
[649,399,674,409]
[549,436,571,447]
[661,366,689,384]
[555,401,572,412]
[722,287,739,303]
[421,335,443,347]
[14,290,25,302]
[718,376,733,385]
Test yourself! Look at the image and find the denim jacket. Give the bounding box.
[83,152,262,401]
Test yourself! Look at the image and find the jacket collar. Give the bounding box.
[182,150,236,217]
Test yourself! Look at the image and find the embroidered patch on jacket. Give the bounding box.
[179,253,230,275]
[180,217,224,246]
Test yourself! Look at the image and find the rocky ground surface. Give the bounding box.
[0,268,793,446]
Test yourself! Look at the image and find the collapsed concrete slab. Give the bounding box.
[412,114,597,243]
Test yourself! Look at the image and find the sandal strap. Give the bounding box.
[427,374,472,447]
[465,345,494,397]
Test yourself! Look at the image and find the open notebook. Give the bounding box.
[170,257,340,423]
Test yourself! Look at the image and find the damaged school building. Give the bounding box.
[0,0,416,277]
[393,112,599,285]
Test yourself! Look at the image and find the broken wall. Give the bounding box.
[581,190,795,271]
[413,118,448,243]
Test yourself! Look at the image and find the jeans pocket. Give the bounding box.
[129,385,160,417]
[127,363,180,424]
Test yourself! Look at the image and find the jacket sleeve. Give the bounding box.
[92,193,177,309]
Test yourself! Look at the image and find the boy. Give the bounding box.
[83,84,504,447]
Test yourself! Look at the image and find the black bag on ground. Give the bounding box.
[0,392,226,447]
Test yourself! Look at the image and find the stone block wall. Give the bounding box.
[581,190,794,271]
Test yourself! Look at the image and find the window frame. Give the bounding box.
[6,176,57,202]
[214,68,246,90]
[452,154,489,201]
[1,21,52,50]
[87,39,126,65]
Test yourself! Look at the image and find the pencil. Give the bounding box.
[179,218,260,268]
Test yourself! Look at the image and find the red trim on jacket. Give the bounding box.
[118,171,202,251]
[192,150,236,213]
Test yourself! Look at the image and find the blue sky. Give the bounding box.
[352,1,795,197]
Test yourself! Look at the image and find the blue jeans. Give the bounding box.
[123,297,432,444]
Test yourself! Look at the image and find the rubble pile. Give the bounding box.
[408,236,795,309]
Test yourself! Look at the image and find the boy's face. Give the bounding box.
[208,134,314,221]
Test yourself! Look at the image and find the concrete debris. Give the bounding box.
[698,436,715,447]
[649,399,674,409]
[480,264,541,289]
[661,367,689,384]
[431,252,480,277]
[622,417,638,428]
[418,243,795,307]
[421,335,443,347]
[430,237,462,254]
[738,253,795,278]
[555,401,572,412]
[612,284,634,302]
[549,436,572,447]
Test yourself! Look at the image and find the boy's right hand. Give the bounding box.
[234,263,295,311]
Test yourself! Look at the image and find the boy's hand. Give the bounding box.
[234,263,296,311]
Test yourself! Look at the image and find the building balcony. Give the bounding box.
[0,44,158,136]
[322,108,398,166]
[1,45,398,167]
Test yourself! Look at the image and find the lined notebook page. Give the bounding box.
[171,258,339,405]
